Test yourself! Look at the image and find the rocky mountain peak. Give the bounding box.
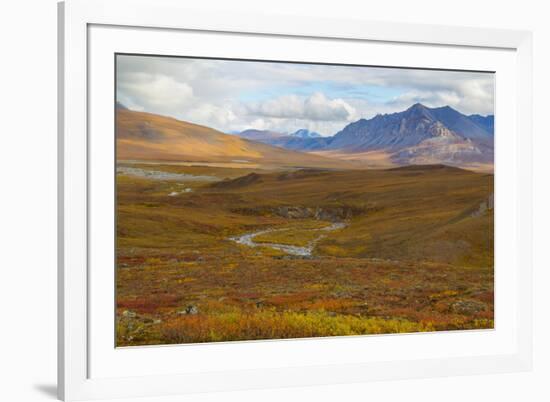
[404,102,434,120]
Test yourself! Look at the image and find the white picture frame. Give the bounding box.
[58,0,533,400]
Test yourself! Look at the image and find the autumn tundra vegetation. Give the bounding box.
[115,107,494,346]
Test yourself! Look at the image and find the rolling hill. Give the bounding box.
[116,109,354,169]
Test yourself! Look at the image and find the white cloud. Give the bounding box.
[304,93,358,121]
[116,55,495,136]
[186,103,237,128]
[117,70,238,129]
[246,93,357,123]
[117,73,194,115]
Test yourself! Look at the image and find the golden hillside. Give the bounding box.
[116,109,353,169]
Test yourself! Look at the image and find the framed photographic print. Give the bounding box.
[58,0,533,400]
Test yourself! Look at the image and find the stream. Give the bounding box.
[228,222,347,257]
[117,166,220,182]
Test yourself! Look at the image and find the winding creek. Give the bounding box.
[228,222,347,256]
[117,165,348,257]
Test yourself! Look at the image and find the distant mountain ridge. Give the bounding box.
[291,129,321,138]
[236,103,494,170]
[234,128,325,151]
[236,129,287,142]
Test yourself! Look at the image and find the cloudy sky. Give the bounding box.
[116,55,494,136]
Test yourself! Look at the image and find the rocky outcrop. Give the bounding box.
[451,300,488,315]
[231,205,378,223]
[232,204,370,221]
[177,305,199,315]
[273,206,359,221]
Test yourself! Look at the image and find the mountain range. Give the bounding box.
[235,103,494,170]
[117,102,494,171]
